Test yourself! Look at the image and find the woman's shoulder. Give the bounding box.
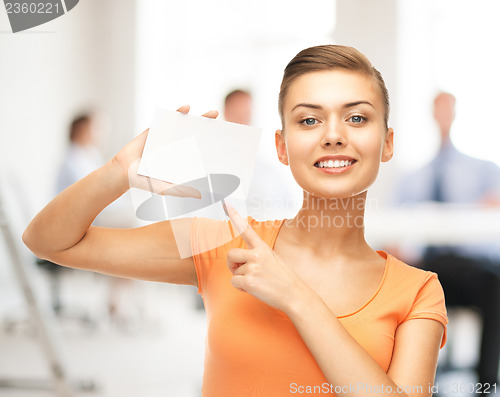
[191,216,285,252]
[247,216,285,235]
[377,252,447,326]
[381,252,444,300]
[384,252,437,283]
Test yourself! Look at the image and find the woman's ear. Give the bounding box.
[381,128,394,162]
[275,129,289,165]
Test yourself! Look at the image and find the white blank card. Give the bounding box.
[138,108,262,198]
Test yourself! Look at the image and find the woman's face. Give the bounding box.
[275,69,393,200]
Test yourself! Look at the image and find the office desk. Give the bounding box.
[365,204,500,246]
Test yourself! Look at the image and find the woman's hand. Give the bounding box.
[224,202,316,314]
[112,105,219,198]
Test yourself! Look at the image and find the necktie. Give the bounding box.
[432,156,445,202]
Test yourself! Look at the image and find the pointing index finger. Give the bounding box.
[223,201,264,249]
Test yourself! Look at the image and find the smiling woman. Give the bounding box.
[23,45,447,397]
[276,67,393,200]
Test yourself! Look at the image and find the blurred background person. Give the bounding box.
[56,114,104,195]
[394,93,500,207]
[45,113,138,327]
[393,92,500,386]
[36,114,104,324]
[223,88,301,221]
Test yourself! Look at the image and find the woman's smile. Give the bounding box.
[313,155,357,174]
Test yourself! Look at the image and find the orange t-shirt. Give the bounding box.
[191,217,448,396]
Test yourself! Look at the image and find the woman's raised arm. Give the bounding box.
[22,106,217,285]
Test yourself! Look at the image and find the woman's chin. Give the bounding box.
[302,188,367,201]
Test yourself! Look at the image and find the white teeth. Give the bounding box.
[317,160,353,168]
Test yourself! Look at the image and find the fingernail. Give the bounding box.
[189,188,202,199]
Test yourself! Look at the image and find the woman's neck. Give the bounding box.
[284,191,373,258]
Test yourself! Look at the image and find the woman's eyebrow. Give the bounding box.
[344,101,374,109]
[291,101,375,112]
[291,103,323,111]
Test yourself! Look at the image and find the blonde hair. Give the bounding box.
[278,45,390,130]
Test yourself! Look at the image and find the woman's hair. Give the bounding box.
[278,45,390,130]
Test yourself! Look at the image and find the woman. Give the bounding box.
[23,45,447,396]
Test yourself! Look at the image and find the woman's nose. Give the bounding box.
[320,121,346,148]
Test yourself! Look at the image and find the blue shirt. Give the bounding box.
[393,142,500,261]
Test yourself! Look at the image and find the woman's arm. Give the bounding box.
[23,107,217,285]
[287,294,443,397]
[23,159,197,284]
[23,158,128,257]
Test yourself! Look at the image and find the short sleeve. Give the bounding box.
[402,273,449,348]
[190,217,234,295]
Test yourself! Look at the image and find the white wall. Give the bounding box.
[334,0,399,205]
[0,0,137,333]
[0,0,137,219]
